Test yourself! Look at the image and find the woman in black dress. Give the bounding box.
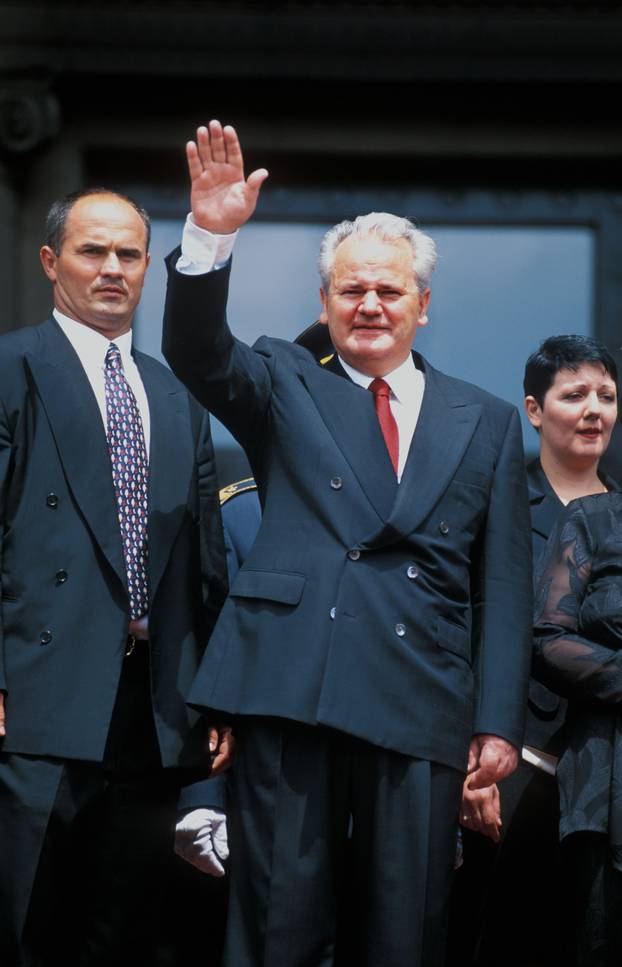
[534,449,622,963]
[450,335,619,967]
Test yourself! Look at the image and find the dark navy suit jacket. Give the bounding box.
[163,257,533,772]
[0,317,227,769]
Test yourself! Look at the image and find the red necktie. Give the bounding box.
[369,377,399,475]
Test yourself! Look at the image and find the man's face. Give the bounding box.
[40,193,150,338]
[319,235,430,377]
[525,363,618,470]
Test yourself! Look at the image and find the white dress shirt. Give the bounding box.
[177,217,426,481]
[53,309,151,457]
[338,355,424,482]
[177,214,237,274]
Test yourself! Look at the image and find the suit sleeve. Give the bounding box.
[195,408,228,634]
[178,773,227,812]
[0,393,11,693]
[473,407,533,748]
[162,251,274,465]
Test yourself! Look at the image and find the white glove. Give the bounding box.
[175,808,229,877]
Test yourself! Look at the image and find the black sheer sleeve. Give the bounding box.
[533,500,622,704]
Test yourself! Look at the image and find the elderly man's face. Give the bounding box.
[319,235,430,377]
[40,193,150,339]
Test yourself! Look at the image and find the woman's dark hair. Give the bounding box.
[523,335,618,407]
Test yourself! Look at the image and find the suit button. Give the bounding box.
[55,570,68,585]
[348,549,361,561]
[330,477,343,490]
[439,521,450,535]
[395,623,406,637]
[46,493,59,508]
[40,630,53,645]
[330,607,336,620]
[406,565,419,580]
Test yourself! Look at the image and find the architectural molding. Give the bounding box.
[0,87,60,154]
[1,2,622,82]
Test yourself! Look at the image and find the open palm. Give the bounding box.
[188,121,268,235]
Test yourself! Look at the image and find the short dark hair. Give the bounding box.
[44,188,151,254]
[523,335,618,408]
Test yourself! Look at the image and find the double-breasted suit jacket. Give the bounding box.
[163,257,532,772]
[0,317,227,768]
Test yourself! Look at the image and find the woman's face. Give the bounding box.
[525,363,618,471]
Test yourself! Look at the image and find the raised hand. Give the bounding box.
[187,120,268,234]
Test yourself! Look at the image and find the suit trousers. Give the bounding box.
[224,717,463,967]
[474,766,566,967]
[561,832,622,967]
[448,765,566,967]
[0,643,179,967]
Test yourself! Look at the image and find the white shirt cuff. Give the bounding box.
[176,214,238,275]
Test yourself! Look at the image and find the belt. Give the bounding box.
[126,615,150,656]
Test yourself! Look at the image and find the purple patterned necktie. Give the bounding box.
[104,343,149,618]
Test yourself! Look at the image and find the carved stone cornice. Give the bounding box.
[1,2,622,82]
[0,84,60,154]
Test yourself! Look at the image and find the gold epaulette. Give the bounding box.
[219,477,258,506]
[320,353,334,366]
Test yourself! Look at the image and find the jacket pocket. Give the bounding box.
[436,616,470,662]
[230,569,306,605]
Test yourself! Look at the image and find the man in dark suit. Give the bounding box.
[162,121,533,967]
[0,189,230,966]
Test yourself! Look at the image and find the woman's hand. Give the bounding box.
[460,777,502,842]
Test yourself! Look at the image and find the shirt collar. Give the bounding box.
[337,352,420,401]
[53,308,134,367]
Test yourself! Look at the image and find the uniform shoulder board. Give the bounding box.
[219,477,258,506]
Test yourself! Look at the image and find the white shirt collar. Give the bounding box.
[337,352,421,400]
[53,308,134,367]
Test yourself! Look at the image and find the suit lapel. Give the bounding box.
[25,319,127,588]
[136,352,195,604]
[527,459,562,543]
[299,354,398,523]
[300,351,482,537]
[379,358,482,541]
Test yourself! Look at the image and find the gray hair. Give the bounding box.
[318,212,437,295]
